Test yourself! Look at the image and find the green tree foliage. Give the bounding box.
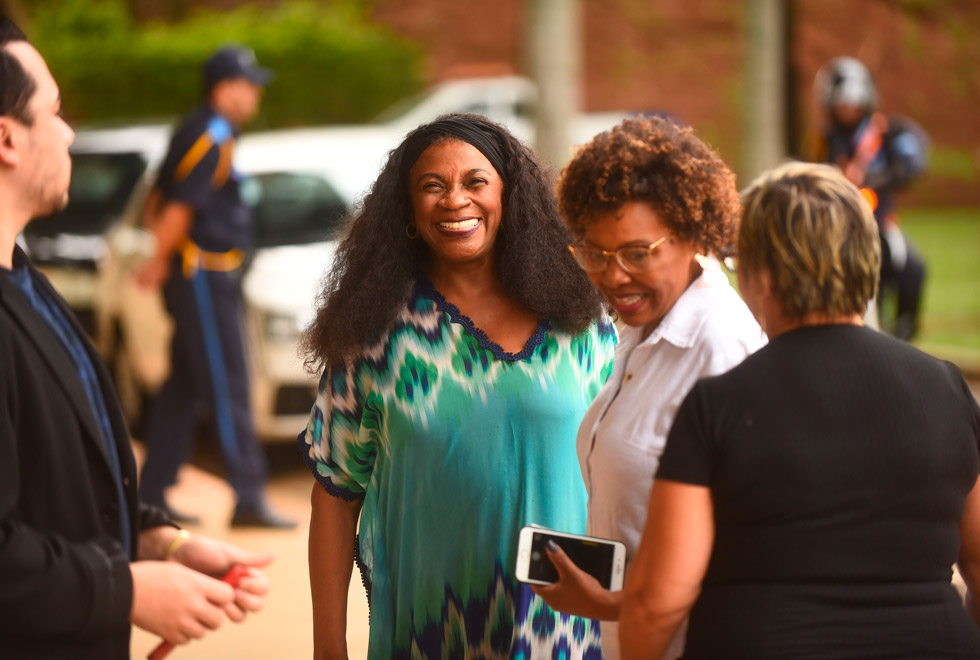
[31,0,425,128]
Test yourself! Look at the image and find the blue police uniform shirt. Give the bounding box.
[1,260,132,555]
[155,104,253,253]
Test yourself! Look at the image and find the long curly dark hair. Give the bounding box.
[558,115,740,256]
[302,113,605,372]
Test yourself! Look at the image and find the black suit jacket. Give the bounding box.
[0,247,171,659]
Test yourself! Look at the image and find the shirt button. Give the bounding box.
[625,371,633,383]
[123,477,131,487]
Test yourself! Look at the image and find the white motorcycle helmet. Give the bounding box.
[815,56,878,112]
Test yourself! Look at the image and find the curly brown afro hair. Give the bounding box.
[557,115,740,256]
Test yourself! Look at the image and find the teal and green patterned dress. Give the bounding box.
[299,278,616,659]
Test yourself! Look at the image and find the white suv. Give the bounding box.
[25,123,393,441]
[96,125,395,440]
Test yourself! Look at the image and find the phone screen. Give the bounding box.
[528,531,615,588]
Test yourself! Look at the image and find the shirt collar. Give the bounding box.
[643,256,732,349]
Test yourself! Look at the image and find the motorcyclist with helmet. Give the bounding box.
[809,56,928,341]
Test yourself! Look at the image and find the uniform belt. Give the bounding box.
[179,238,244,278]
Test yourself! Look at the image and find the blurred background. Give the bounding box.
[3,0,979,657]
[4,0,977,188]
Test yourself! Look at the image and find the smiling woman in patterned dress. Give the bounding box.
[298,113,616,659]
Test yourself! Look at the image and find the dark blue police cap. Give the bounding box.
[203,45,273,90]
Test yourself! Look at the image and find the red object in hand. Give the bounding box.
[146,564,249,660]
[218,564,249,587]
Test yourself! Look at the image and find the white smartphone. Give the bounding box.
[515,525,626,591]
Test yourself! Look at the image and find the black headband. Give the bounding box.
[399,116,508,187]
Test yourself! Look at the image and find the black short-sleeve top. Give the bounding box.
[658,324,980,659]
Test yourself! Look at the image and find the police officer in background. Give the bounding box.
[810,56,928,341]
[138,46,295,528]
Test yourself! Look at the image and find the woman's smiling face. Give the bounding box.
[408,138,504,269]
[582,201,700,333]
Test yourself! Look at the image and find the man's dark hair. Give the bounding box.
[0,16,36,124]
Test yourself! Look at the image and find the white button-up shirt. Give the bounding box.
[577,262,766,659]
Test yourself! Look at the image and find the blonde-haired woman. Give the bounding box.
[620,162,980,659]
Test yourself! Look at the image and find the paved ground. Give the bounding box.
[132,378,980,659]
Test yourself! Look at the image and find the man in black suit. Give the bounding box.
[0,17,273,659]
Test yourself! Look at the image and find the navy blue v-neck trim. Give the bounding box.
[414,277,550,362]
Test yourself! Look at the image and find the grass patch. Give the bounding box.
[902,206,980,369]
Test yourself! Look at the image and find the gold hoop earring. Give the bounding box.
[405,222,419,239]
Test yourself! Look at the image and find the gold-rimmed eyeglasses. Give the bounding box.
[569,236,668,275]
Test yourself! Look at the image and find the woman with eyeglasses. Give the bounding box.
[298,114,615,659]
[531,115,765,660]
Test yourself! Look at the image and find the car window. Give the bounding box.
[462,101,490,115]
[514,98,536,119]
[26,152,148,238]
[246,172,347,247]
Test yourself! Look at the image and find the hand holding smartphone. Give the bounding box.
[515,526,626,591]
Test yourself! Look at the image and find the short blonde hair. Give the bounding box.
[739,161,880,318]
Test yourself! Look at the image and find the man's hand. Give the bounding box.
[130,561,236,645]
[169,534,274,620]
[135,255,172,290]
[530,541,621,620]
[136,198,194,289]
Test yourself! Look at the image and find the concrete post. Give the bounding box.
[527,0,582,169]
[745,0,787,181]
